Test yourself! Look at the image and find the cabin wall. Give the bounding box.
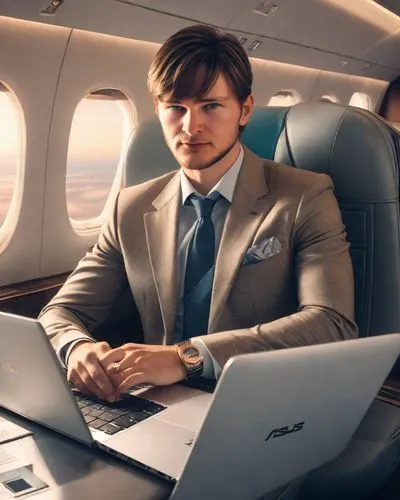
[0,18,71,285]
[40,29,158,276]
[0,16,391,287]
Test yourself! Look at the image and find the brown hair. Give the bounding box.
[148,24,253,103]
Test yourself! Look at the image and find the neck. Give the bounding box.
[182,142,241,195]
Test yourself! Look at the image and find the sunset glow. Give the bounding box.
[0,88,132,225]
[0,90,19,225]
[66,97,128,220]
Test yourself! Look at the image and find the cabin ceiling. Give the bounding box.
[0,0,399,81]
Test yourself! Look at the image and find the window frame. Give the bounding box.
[65,88,136,234]
[267,90,301,107]
[0,82,26,251]
[349,92,372,111]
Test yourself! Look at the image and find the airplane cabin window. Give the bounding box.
[267,90,301,107]
[66,89,135,225]
[349,92,371,110]
[320,95,339,103]
[0,82,22,230]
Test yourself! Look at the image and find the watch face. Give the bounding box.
[182,346,202,365]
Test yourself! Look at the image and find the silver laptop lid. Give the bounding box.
[172,334,400,500]
[0,312,93,445]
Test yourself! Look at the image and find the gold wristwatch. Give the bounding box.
[176,341,204,379]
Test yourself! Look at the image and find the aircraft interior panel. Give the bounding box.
[251,59,317,106]
[39,28,157,276]
[362,30,400,69]
[0,17,70,285]
[310,71,388,111]
[229,0,386,54]
[0,0,191,48]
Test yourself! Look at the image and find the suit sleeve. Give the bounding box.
[38,192,130,353]
[199,174,358,368]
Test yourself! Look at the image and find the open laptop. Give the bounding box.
[1,311,400,500]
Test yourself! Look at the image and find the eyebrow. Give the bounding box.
[160,96,230,104]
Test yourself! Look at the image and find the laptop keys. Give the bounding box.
[83,415,97,424]
[89,419,107,429]
[74,391,166,434]
[98,411,119,422]
[99,423,121,435]
[111,414,146,429]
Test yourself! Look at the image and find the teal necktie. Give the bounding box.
[182,194,219,339]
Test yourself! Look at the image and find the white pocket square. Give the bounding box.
[242,236,282,266]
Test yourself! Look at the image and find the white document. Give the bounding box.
[0,450,15,467]
[0,418,32,445]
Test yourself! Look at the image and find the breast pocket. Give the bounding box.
[233,249,297,324]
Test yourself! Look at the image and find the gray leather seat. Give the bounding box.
[241,102,400,499]
[242,102,400,338]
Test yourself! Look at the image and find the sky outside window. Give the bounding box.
[0,89,20,227]
[66,94,129,221]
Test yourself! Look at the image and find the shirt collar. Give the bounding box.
[180,145,244,205]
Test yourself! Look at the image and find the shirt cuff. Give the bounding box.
[191,338,222,379]
[58,337,95,368]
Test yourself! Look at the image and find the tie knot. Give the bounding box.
[190,195,218,218]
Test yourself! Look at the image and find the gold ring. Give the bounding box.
[110,362,121,374]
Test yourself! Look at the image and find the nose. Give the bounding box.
[182,109,202,137]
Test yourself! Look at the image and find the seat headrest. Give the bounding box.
[124,118,178,187]
[240,106,290,160]
[250,103,400,202]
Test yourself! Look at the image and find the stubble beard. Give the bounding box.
[175,134,240,171]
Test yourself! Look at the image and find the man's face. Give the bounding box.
[155,73,253,171]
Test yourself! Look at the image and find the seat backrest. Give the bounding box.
[124,118,178,186]
[242,103,400,337]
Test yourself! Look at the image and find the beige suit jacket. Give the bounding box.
[39,147,358,368]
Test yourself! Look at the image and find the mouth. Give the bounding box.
[179,142,208,150]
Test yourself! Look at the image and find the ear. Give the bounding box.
[239,94,254,126]
[153,97,159,116]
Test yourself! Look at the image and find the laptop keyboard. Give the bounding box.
[377,384,400,408]
[74,392,166,435]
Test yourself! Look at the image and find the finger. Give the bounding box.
[118,351,146,372]
[85,357,117,401]
[99,348,126,370]
[68,371,91,398]
[117,372,146,394]
[109,366,138,388]
[97,341,111,353]
[77,365,110,400]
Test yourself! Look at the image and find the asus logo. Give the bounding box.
[265,421,305,441]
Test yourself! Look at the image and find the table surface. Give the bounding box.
[0,408,173,500]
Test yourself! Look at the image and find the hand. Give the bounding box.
[67,341,117,402]
[100,343,186,394]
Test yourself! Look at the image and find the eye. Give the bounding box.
[168,105,185,112]
[203,102,221,111]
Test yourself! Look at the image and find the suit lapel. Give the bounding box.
[144,173,181,344]
[209,149,273,331]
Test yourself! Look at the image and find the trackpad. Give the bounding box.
[105,419,195,479]
[156,394,211,433]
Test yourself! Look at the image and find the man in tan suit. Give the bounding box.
[39,24,357,404]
